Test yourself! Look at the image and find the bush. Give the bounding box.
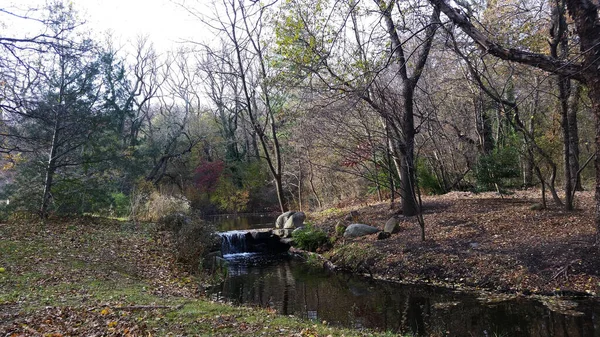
[129,180,190,222]
[159,212,218,273]
[416,158,446,195]
[475,147,520,191]
[292,224,329,252]
[110,192,130,217]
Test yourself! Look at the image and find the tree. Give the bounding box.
[275,0,440,238]
[429,0,600,238]
[182,0,289,212]
[0,3,125,217]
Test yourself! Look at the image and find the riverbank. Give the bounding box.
[0,217,395,336]
[314,190,600,296]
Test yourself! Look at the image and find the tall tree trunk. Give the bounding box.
[569,83,583,191]
[523,116,535,186]
[40,119,60,218]
[559,76,574,210]
[550,0,574,210]
[590,82,600,241]
[400,85,418,216]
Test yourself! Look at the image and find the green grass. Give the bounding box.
[0,218,401,336]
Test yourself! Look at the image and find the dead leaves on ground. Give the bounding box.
[321,190,600,295]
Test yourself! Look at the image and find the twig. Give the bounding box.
[550,259,580,281]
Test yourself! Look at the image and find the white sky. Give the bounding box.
[3,0,211,52]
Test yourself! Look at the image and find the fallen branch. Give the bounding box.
[550,259,580,281]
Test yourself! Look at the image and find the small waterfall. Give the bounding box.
[219,230,249,255]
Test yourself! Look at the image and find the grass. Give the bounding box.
[0,217,400,336]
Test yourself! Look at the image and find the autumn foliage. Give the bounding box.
[193,160,225,194]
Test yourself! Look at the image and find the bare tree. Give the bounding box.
[430,0,600,238]
[181,0,289,212]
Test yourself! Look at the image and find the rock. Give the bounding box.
[284,211,305,229]
[280,238,294,246]
[384,216,401,233]
[343,223,380,238]
[530,203,544,211]
[275,211,296,229]
[250,229,273,240]
[273,229,294,238]
[377,232,391,240]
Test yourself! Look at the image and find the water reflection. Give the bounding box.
[209,255,600,337]
[206,214,276,231]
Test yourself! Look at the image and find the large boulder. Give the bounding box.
[275,211,296,229]
[284,211,306,229]
[343,223,380,238]
[384,216,401,234]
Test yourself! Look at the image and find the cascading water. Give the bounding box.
[219,230,249,256]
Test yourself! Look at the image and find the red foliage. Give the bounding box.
[193,160,225,193]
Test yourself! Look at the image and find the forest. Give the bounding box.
[1,0,599,231]
[3,0,600,335]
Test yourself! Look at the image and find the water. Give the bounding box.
[206,213,277,231]
[220,230,248,255]
[209,215,600,336]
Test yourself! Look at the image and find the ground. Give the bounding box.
[314,190,600,296]
[0,217,395,336]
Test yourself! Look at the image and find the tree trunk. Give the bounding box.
[401,85,418,216]
[559,76,574,210]
[569,83,583,191]
[590,81,600,241]
[40,119,60,218]
[523,117,535,186]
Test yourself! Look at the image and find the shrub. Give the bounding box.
[110,192,130,217]
[416,158,446,195]
[129,180,190,222]
[159,212,218,273]
[475,147,520,191]
[145,192,190,221]
[292,224,329,252]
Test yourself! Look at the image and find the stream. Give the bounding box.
[206,214,600,336]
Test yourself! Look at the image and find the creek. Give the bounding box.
[207,214,600,336]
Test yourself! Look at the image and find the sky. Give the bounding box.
[3,0,211,52]
[81,0,207,50]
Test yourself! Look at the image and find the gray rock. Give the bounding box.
[384,216,401,233]
[284,211,306,229]
[343,223,380,238]
[251,229,273,240]
[530,203,544,210]
[280,238,294,245]
[275,211,296,229]
[273,229,294,238]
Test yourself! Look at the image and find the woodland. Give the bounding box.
[1,0,600,263]
[2,0,600,334]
